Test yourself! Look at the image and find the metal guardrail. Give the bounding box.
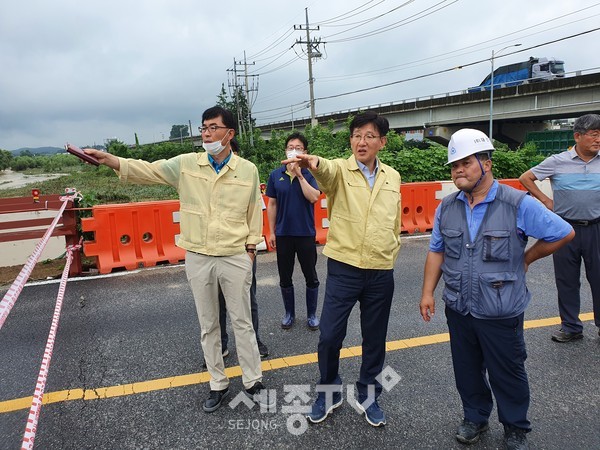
[258,67,600,129]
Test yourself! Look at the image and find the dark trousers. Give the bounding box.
[445,306,530,431]
[275,236,319,289]
[218,256,260,349]
[553,222,600,333]
[317,258,394,400]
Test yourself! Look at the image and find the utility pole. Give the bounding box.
[294,8,323,127]
[227,59,246,137]
[243,51,256,147]
[229,56,259,147]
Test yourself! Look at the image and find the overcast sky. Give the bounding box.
[1,0,599,150]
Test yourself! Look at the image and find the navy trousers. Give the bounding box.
[275,235,319,289]
[553,221,600,333]
[317,258,394,400]
[445,306,531,431]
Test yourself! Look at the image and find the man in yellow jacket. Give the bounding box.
[287,111,402,427]
[85,106,272,414]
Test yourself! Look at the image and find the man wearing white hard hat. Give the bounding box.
[419,129,574,450]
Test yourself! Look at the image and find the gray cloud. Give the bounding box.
[0,0,596,149]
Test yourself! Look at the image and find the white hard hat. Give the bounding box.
[447,129,495,165]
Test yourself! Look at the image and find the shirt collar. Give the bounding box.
[355,158,379,176]
[207,151,232,173]
[457,179,498,204]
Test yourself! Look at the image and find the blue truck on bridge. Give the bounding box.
[468,56,565,92]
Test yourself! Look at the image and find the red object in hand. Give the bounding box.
[65,143,100,166]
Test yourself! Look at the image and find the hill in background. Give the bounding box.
[11,146,65,155]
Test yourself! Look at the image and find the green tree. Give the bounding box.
[107,140,131,158]
[169,125,189,140]
[216,84,254,135]
[0,150,13,171]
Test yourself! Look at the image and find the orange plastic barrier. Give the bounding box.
[77,179,530,272]
[400,181,442,234]
[262,195,274,252]
[498,178,527,191]
[82,200,185,274]
[314,194,329,245]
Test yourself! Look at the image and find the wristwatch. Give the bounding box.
[246,247,257,254]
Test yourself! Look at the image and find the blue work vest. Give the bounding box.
[439,184,529,319]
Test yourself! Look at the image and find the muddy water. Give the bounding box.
[0,169,66,190]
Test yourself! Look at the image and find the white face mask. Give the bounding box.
[202,131,230,156]
[203,140,225,155]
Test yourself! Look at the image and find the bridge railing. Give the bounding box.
[257,67,600,130]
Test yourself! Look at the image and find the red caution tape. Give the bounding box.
[20,243,81,450]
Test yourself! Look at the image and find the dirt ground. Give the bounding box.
[0,258,92,288]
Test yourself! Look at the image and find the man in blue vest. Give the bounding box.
[419,129,574,450]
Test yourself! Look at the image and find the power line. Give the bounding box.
[314,27,600,102]
[320,0,415,29]
[326,0,458,43]
[317,4,600,83]
[315,0,385,25]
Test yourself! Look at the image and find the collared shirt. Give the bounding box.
[356,159,379,188]
[117,152,263,256]
[530,146,600,220]
[208,151,232,174]
[265,166,319,236]
[311,155,401,270]
[429,180,573,252]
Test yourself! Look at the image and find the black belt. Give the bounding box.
[563,217,600,226]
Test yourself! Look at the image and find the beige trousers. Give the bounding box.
[185,251,262,390]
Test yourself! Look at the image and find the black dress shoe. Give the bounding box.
[202,388,229,413]
[551,329,583,343]
[456,419,489,444]
[504,426,529,450]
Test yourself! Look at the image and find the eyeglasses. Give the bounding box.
[584,131,600,139]
[286,146,304,151]
[350,134,381,142]
[199,125,229,134]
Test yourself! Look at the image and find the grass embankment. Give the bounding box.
[0,166,177,203]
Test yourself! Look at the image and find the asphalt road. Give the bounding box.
[1,237,599,449]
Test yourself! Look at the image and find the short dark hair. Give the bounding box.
[574,114,600,134]
[230,137,240,154]
[285,132,308,151]
[202,106,237,132]
[349,111,389,137]
[475,151,492,161]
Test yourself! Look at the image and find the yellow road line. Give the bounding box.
[0,312,594,415]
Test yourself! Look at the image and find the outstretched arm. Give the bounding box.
[84,149,120,170]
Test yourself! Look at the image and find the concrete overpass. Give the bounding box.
[257,69,600,146]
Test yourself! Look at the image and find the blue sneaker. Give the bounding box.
[355,399,386,427]
[306,391,343,424]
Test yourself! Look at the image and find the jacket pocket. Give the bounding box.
[442,228,463,259]
[179,204,207,247]
[441,265,463,311]
[482,230,510,262]
[476,271,522,317]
